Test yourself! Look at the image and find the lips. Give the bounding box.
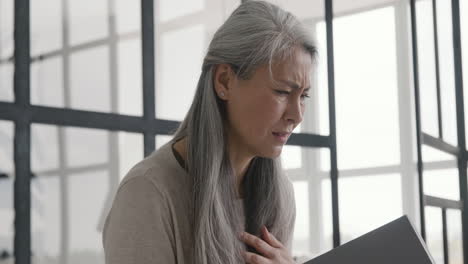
[272,131,291,144]
[272,132,291,136]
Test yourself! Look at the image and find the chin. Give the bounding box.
[257,146,283,159]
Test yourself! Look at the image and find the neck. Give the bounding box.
[172,136,253,199]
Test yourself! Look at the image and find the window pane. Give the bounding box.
[65,127,109,167]
[334,7,400,169]
[436,0,457,146]
[0,0,13,59]
[462,0,468,146]
[316,21,329,136]
[31,57,64,108]
[263,0,324,21]
[0,0,14,102]
[425,206,444,264]
[0,120,13,174]
[115,0,140,35]
[31,125,60,173]
[292,181,310,255]
[0,121,13,263]
[31,0,62,56]
[320,178,334,257]
[155,0,239,121]
[156,24,205,120]
[282,145,302,169]
[70,46,111,113]
[289,148,331,262]
[422,146,459,201]
[424,168,460,201]
[31,174,61,264]
[447,209,463,264]
[422,144,456,163]
[337,174,403,243]
[0,62,13,102]
[31,126,144,263]
[117,131,143,183]
[68,170,107,264]
[156,135,174,150]
[158,0,205,22]
[68,0,108,45]
[31,125,62,263]
[117,38,142,116]
[416,0,439,137]
[319,148,330,172]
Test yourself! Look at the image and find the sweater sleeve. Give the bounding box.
[102,175,177,264]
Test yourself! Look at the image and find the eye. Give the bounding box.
[275,90,290,96]
[301,94,310,99]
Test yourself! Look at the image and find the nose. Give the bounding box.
[285,97,304,126]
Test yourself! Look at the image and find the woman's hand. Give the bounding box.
[240,226,295,264]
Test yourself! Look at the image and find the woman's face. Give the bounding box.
[221,47,313,159]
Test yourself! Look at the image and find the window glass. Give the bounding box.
[115,0,140,35]
[447,209,463,264]
[424,168,460,201]
[0,0,14,102]
[316,22,329,136]
[416,0,439,138]
[31,125,60,173]
[31,125,138,264]
[0,121,14,263]
[117,39,142,116]
[68,0,108,45]
[156,24,204,121]
[435,0,457,146]
[425,206,444,264]
[290,148,332,261]
[31,0,62,56]
[31,174,61,264]
[461,0,468,146]
[158,0,205,22]
[333,7,400,169]
[70,46,111,113]
[65,127,109,167]
[282,145,302,169]
[68,170,107,264]
[292,181,310,254]
[117,131,143,182]
[336,174,403,243]
[155,1,248,121]
[31,57,64,108]
[156,135,174,150]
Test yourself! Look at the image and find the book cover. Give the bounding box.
[304,216,435,264]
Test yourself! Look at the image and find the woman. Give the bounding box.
[103,1,317,263]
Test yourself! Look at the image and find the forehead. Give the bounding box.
[255,47,314,86]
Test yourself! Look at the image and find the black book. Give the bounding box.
[304,215,435,264]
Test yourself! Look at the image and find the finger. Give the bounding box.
[240,232,275,258]
[261,226,283,248]
[243,251,270,264]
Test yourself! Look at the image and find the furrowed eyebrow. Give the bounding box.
[278,79,310,91]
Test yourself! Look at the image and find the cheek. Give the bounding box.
[234,96,285,135]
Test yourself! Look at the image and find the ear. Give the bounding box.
[213,64,236,100]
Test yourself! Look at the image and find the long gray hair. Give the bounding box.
[170,1,317,263]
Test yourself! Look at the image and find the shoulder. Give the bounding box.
[119,142,191,200]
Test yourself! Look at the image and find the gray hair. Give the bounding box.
[170,1,317,263]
